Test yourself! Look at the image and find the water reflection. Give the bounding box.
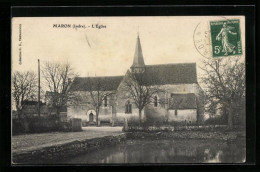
[56,138,245,164]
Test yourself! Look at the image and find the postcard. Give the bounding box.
[11,16,246,164]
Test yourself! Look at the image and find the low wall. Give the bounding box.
[71,118,82,131]
[12,117,69,135]
[168,109,197,123]
[127,125,228,132]
[12,134,126,164]
[126,131,245,140]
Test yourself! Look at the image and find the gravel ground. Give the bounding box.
[12,127,123,152]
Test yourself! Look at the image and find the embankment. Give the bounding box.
[126,131,245,140]
[12,133,126,164]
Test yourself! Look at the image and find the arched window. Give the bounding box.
[154,95,158,107]
[104,96,108,107]
[125,100,132,114]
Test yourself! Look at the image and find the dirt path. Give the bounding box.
[12,127,123,153]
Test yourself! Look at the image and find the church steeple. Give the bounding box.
[131,33,145,73]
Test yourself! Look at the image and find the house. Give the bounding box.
[45,91,67,120]
[67,34,204,125]
[20,100,49,118]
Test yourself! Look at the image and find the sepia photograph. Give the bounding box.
[11,16,246,164]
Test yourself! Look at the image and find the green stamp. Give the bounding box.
[210,19,242,57]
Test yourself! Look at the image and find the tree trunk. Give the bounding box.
[96,108,99,126]
[56,107,61,121]
[139,109,142,125]
[228,104,233,130]
[17,110,22,122]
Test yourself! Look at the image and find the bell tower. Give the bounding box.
[130,33,145,73]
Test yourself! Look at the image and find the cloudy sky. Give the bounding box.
[12,16,245,81]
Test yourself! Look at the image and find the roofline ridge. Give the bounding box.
[170,93,196,95]
[145,62,196,67]
[76,75,124,79]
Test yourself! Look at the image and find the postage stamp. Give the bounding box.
[210,19,242,57]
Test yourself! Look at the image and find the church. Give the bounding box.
[67,34,205,126]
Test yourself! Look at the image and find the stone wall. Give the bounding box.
[67,104,96,122]
[161,83,204,124]
[113,112,140,124]
[142,84,204,124]
[144,104,167,124]
[115,81,146,123]
[125,130,244,140]
[12,134,126,164]
[67,83,204,125]
[168,109,197,123]
[67,91,115,123]
[127,125,229,132]
[161,84,196,94]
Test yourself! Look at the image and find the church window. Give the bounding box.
[125,100,132,114]
[104,96,108,107]
[154,96,158,107]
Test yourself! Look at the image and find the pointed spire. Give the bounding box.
[131,33,145,68]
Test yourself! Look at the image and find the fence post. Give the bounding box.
[123,118,128,132]
[71,118,82,131]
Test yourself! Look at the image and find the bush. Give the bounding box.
[127,116,140,127]
[204,115,227,125]
[12,116,72,135]
[28,117,57,133]
[166,121,197,126]
[12,119,27,135]
[59,121,72,131]
[145,108,167,126]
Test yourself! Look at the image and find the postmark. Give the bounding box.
[193,22,212,58]
[193,17,242,58]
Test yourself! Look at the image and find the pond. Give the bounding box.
[53,138,246,164]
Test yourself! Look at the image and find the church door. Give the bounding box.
[89,113,94,122]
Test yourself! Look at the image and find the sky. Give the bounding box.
[12,16,245,82]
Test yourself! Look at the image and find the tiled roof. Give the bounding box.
[22,100,45,105]
[143,63,197,85]
[69,63,197,91]
[169,93,197,109]
[69,76,124,91]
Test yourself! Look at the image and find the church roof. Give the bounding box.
[143,63,197,85]
[131,34,145,68]
[69,76,124,91]
[169,93,197,109]
[69,63,197,92]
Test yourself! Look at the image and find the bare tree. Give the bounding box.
[122,71,164,124]
[42,61,76,119]
[84,77,116,126]
[200,57,245,129]
[12,71,37,120]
